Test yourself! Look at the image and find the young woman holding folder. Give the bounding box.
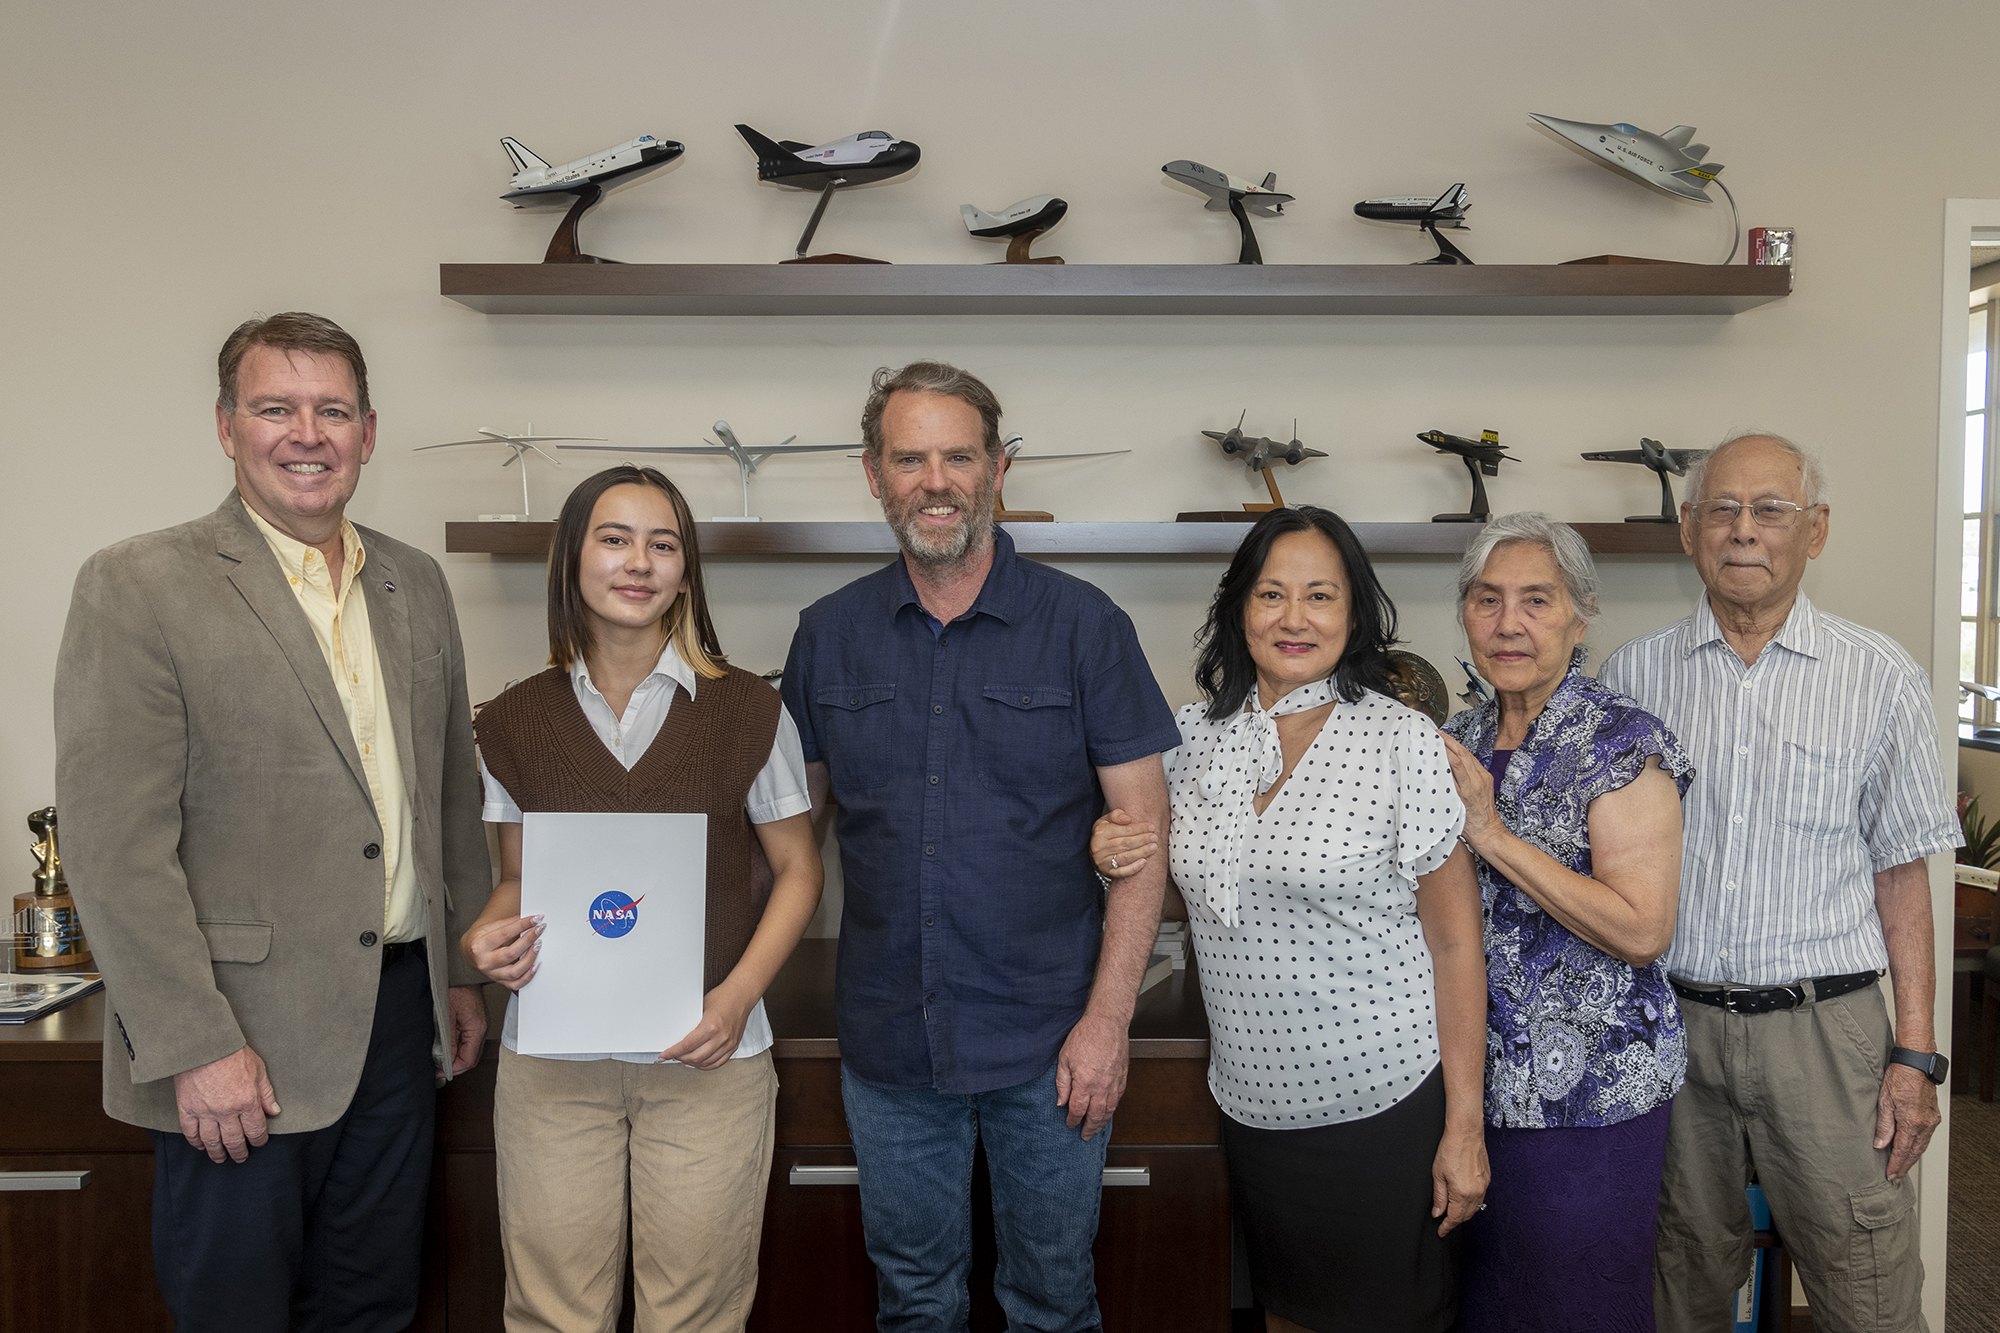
[463,465,824,1333]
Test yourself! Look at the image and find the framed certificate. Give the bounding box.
[516,811,707,1055]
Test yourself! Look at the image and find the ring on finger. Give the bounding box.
[1109,857,1118,869]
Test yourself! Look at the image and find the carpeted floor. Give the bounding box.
[1948,1093,2000,1332]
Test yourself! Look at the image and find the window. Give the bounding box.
[1965,300,1997,726]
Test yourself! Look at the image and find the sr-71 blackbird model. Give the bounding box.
[1354,184,1473,265]
[1203,413,1327,509]
[736,125,922,263]
[1162,160,1291,265]
[1582,438,1710,522]
[1419,428,1519,524]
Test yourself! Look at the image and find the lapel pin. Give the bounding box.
[383,580,396,593]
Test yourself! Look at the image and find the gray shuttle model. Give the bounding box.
[1527,115,1723,203]
[1162,160,1291,264]
[1582,438,1709,522]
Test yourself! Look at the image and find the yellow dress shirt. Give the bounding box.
[244,502,423,943]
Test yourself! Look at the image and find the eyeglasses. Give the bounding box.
[1689,499,1815,528]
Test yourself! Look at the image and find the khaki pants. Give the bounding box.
[1654,981,1924,1333]
[494,1045,778,1333]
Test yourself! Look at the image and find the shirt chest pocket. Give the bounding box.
[1774,742,1865,839]
[816,683,898,794]
[978,685,1077,792]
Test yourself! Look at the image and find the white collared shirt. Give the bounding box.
[1600,593,1960,986]
[481,642,810,1062]
[243,502,423,943]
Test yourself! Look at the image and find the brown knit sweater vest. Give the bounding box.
[475,664,781,991]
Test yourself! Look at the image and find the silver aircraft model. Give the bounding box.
[839,435,1128,518]
[1162,161,1291,265]
[1527,115,1723,203]
[736,125,921,262]
[561,422,857,521]
[500,134,685,263]
[416,425,603,521]
[1203,413,1328,508]
[1354,184,1473,265]
[960,195,1068,263]
[1581,439,1710,523]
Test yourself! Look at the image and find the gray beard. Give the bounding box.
[885,484,996,574]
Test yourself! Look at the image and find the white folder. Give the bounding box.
[516,811,708,1056]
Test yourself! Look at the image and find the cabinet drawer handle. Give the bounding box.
[1101,1167,1150,1187]
[0,1170,90,1192]
[789,1165,860,1186]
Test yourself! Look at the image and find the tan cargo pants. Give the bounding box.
[1653,980,1925,1333]
[494,1045,779,1333]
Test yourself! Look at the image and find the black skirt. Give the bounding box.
[1222,1064,1462,1333]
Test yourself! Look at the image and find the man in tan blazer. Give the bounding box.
[54,312,492,1333]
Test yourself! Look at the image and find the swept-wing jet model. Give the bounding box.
[1162,161,1291,265]
[499,134,685,264]
[735,125,921,263]
[560,422,857,521]
[840,434,1128,520]
[1527,115,1722,203]
[416,425,603,521]
[1582,438,1710,522]
[1203,413,1327,509]
[1354,184,1473,265]
[960,195,1068,264]
[1418,428,1519,523]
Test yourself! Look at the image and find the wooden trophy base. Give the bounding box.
[993,229,1064,264]
[995,508,1054,522]
[782,254,892,265]
[1559,254,1695,266]
[545,254,622,264]
[13,890,92,971]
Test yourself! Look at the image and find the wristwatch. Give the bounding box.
[1888,1047,1949,1085]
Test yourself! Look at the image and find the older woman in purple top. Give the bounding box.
[1438,513,1695,1333]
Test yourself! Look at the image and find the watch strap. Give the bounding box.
[1888,1046,1948,1085]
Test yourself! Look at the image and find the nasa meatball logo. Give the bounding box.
[588,891,645,939]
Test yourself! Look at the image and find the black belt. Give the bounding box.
[1671,969,1879,1015]
[381,939,426,969]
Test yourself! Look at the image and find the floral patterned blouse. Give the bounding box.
[1443,660,1695,1129]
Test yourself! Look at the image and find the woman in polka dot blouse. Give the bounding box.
[1437,513,1692,1333]
[1093,507,1489,1333]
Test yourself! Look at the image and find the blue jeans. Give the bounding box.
[841,1060,1109,1333]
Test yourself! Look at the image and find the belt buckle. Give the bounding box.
[1719,986,1748,1014]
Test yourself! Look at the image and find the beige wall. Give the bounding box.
[6,0,2000,1316]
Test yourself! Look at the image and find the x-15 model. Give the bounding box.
[1527,115,1724,203]
[1582,438,1709,522]
[1419,429,1519,524]
[1162,160,1291,265]
[1354,184,1473,265]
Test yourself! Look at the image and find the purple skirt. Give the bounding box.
[1454,1101,1672,1333]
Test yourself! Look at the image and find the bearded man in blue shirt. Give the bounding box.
[781,362,1178,1332]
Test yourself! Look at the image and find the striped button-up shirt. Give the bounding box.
[1599,593,1959,986]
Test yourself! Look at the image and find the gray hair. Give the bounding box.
[1685,429,1827,507]
[859,361,1005,464]
[1455,511,1600,627]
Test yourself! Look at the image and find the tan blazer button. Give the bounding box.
[360,931,378,947]
[363,843,381,859]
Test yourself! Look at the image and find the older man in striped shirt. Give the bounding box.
[1600,431,1959,1333]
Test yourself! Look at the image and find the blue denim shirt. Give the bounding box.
[782,528,1180,1093]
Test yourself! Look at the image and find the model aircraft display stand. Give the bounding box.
[441,262,1789,316]
[540,185,620,264]
[444,520,1685,558]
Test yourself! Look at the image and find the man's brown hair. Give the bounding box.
[546,465,725,679]
[217,312,372,416]
[859,361,1004,463]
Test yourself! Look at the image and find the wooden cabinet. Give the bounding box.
[3,942,1229,1332]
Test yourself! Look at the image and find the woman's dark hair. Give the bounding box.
[1193,506,1401,720]
[546,466,725,677]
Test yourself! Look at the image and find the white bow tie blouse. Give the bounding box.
[1164,686,1465,1128]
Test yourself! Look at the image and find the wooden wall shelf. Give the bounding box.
[439,262,1790,318]
[445,520,1686,558]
